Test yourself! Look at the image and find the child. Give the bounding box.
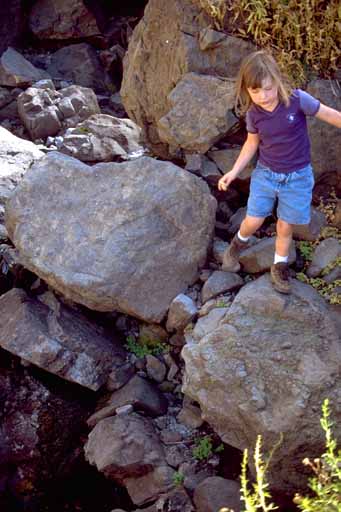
[218,50,341,294]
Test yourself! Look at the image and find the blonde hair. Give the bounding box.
[235,50,292,115]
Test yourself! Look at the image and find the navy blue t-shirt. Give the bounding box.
[246,89,320,173]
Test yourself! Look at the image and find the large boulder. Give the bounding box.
[182,274,341,495]
[29,0,100,40]
[17,84,100,140]
[59,114,143,162]
[47,43,109,93]
[0,47,50,87]
[5,153,216,322]
[121,0,254,158]
[0,288,125,390]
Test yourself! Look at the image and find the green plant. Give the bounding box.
[223,399,341,512]
[298,241,314,262]
[173,471,185,487]
[192,435,214,460]
[227,0,341,84]
[294,399,341,511]
[296,273,341,305]
[199,0,227,30]
[124,334,168,358]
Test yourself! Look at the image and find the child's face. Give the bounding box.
[247,78,279,111]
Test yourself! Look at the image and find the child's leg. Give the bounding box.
[239,215,265,238]
[275,219,293,258]
[271,219,293,294]
[222,215,265,272]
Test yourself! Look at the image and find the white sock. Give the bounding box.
[274,253,288,264]
[237,230,249,242]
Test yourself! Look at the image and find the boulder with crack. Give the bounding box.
[59,114,143,162]
[5,152,216,323]
[182,274,341,495]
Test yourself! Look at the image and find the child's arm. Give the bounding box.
[315,103,341,128]
[218,132,260,191]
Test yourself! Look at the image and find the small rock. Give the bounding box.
[146,354,167,383]
[116,404,134,415]
[106,362,135,391]
[201,271,243,303]
[166,293,198,332]
[292,207,327,241]
[212,238,228,264]
[160,430,183,444]
[177,404,203,429]
[193,476,241,512]
[307,238,341,277]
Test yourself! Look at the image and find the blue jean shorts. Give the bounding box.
[247,162,315,224]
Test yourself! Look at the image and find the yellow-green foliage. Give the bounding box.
[199,0,341,84]
[221,399,341,512]
[199,0,227,30]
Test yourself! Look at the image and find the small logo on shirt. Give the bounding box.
[287,113,296,123]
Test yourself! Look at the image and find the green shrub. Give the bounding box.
[173,471,185,486]
[124,334,168,358]
[222,399,341,512]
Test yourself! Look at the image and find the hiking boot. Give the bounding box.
[270,262,291,294]
[222,234,249,272]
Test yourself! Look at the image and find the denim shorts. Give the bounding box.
[247,162,315,224]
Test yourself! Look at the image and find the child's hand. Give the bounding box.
[218,170,238,191]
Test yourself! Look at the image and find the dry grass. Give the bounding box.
[197,0,341,85]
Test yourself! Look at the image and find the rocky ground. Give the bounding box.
[0,1,340,511]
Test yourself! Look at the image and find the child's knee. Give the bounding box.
[276,219,293,236]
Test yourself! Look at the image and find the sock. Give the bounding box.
[274,253,289,264]
[237,230,249,242]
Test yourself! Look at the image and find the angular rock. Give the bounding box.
[177,403,203,429]
[106,362,135,391]
[208,147,255,180]
[193,476,240,512]
[124,465,175,505]
[121,0,254,157]
[17,84,100,140]
[227,206,247,235]
[307,237,341,278]
[59,114,142,162]
[85,413,166,479]
[47,43,109,93]
[0,47,49,87]
[239,237,296,273]
[166,293,198,332]
[212,238,228,264]
[29,0,100,40]
[189,307,229,341]
[0,126,44,185]
[5,153,216,322]
[145,355,167,383]
[157,73,236,154]
[201,271,243,303]
[199,28,227,51]
[0,288,124,390]
[107,375,168,417]
[182,274,341,494]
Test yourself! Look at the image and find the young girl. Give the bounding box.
[218,50,341,294]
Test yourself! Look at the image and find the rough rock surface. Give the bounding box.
[121,0,254,157]
[59,114,142,162]
[0,47,49,87]
[307,237,341,278]
[47,43,109,92]
[157,73,236,154]
[17,84,100,140]
[239,237,296,273]
[85,413,174,504]
[182,274,341,494]
[0,126,44,180]
[193,476,240,512]
[5,152,216,322]
[29,0,100,40]
[0,288,125,390]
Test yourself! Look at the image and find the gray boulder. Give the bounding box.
[17,84,100,140]
[0,288,125,390]
[182,274,341,494]
[0,47,50,87]
[59,114,142,162]
[29,0,100,40]
[239,237,296,273]
[307,237,341,277]
[5,153,216,322]
[121,0,254,158]
[157,73,236,154]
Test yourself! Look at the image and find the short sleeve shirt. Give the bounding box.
[246,89,320,173]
